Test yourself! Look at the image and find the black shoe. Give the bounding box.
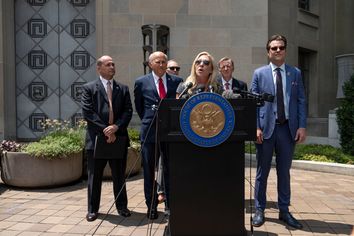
[118,208,131,217]
[86,212,98,222]
[147,208,158,220]
[279,212,303,229]
[252,209,265,227]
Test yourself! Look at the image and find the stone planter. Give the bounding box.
[103,147,141,178]
[1,152,83,188]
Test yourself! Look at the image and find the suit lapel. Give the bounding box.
[285,64,294,99]
[166,74,174,97]
[148,74,159,99]
[95,79,109,103]
[112,80,120,102]
[266,65,276,95]
[231,78,239,89]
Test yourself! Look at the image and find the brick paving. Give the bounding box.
[0,165,353,235]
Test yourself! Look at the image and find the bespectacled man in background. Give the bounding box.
[166,59,180,76]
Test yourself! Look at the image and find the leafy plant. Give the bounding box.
[23,119,86,160]
[246,142,354,165]
[336,74,354,155]
[293,144,353,165]
[128,127,141,151]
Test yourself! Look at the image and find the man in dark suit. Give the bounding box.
[217,57,248,93]
[81,55,133,222]
[250,35,307,229]
[134,51,183,219]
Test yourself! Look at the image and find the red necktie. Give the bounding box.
[107,81,114,125]
[158,78,166,99]
[225,82,230,90]
[275,68,286,124]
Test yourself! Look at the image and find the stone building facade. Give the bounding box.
[0,0,353,140]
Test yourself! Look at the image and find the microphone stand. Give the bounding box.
[177,82,193,99]
[249,141,254,235]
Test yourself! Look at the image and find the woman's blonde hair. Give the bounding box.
[185,51,218,95]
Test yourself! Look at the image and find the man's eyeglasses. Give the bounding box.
[195,60,210,66]
[270,46,286,51]
[168,66,180,71]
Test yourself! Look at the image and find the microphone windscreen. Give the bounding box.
[232,87,242,94]
[208,85,214,92]
[222,90,242,99]
[186,82,193,89]
[196,84,205,94]
[222,90,234,99]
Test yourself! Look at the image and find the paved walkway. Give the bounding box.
[1,165,354,235]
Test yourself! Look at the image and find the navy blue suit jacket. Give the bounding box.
[217,76,248,92]
[250,64,306,139]
[81,79,133,150]
[134,73,183,143]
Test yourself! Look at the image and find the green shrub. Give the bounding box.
[23,119,85,160]
[128,127,140,142]
[128,127,141,151]
[336,74,354,155]
[293,144,353,164]
[247,142,354,165]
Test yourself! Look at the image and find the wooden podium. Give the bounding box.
[158,98,256,236]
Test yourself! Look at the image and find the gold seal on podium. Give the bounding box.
[190,102,225,138]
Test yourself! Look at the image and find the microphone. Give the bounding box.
[261,93,275,102]
[177,82,193,99]
[208,85,214,93]
[196,84,205,94]
[233,88,274,102]
[222,90,241,99]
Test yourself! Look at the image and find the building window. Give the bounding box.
[299,47,317,115]
[298,0,310,11]
[141,24,169,74]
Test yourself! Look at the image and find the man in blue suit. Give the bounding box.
[250,35,307,229]
[134,51,183,219]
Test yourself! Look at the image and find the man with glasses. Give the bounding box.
[250,34,307,229]
[166,59,181,76]
[217,57,248,93]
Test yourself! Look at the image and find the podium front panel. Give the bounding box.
[158,98,255,236]
[167,141,246,236]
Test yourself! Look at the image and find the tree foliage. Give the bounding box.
[336,74,354,155]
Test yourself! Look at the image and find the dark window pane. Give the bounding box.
[298,0,310,11]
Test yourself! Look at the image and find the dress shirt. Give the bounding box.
[221,78,233,90]
[152,72,167,97]
[100,76,113,93]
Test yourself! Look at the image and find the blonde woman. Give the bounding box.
[176,51,222,98]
